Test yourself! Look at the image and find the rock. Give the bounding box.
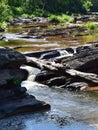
[0,48,50,119]
[62,47,98,73]
[0,35,6,40]
[66,82,88,91]
[27,44,98,91]
[0,94,50,119]
[0,48,26,68]
[0,69,28,86]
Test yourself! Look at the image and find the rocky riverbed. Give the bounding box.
[0,15,98,130]
[0,48,50,119]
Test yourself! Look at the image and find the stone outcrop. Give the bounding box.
[24,43,98,91]
[0,48,50,119]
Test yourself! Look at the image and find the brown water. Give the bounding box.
[0,24,98,130]
[1,24,98,52]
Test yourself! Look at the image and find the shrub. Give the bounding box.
[21,14,29,18]
[61,14,74,23]
[13,7,23,16]
[48,15,62,23]
[30,14,35,18]
[48,14,74,23]
[85,22,96,30]
[0,22,7,31]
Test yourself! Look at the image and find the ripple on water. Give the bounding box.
[20,81,98,130]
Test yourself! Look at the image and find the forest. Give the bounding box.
[0,0,98,30]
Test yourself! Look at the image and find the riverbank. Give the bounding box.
[0,14,98,53]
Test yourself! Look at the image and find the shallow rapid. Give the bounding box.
[0,24,98,130]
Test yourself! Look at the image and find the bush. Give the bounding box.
[13,7,23,16]
[21,14,29,18]
[48,15,62,23]
[48,14,74,23]
[30,14,35,18]
[0,22,7,31]
[61,14,74,23]
[85,22,96,30]
[33,9,44,17]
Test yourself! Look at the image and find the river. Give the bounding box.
[0,24,98,130]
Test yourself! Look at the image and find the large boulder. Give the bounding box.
[0,48,50,119]
[0,48,26,68]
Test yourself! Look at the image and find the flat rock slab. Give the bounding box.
[0,94,50,119]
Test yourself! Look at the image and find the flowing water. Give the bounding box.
[0,24,98,130]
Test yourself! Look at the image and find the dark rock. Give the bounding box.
[45,76,66,87]
[76,43,98,53]
[0,94,50,119]
[35,71,57,83]
[0,48,26,68]
[40,50,60,59]
[66,48,75,54]
[66,82,88,91]
[62,48,98,73]
[0,48,50,119]
[31,44,98,91]
[0,35,6,40]
[0,69,28,86]
[24,48,70,59]
[0,86,27,99]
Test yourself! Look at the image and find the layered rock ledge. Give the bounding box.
[0,48,50,119]
[23,42,98,91]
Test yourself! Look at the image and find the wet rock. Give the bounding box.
[0,35,6,40]
[0,48,50,119]
[66,82,88,91]
[40,50,60,59]
[32,17,48,23]
[24,48,73,60]
[45,76,66,87]
[27,44,98,91]
[62,47,98,73]
[0,48,26,68]
[0,69,28,86]
[35,71,57,83]
[0,94,50,119]
[10,18,33,26]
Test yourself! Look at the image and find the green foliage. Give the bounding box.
[0,0,97,30]
[11,77,21,86]
[33,9,44,17]
[48,15,62,23]
[61,14,74,23]
[48,14,74,23]
[30,14,35,18]
[84,22,98,33]
[0,22,7,31]
[13,7,23,16]
[85,22,96,30]
[83,0,93,12]
[21,14,29,18]
[0,0,12,30]
[91,0,98,12]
